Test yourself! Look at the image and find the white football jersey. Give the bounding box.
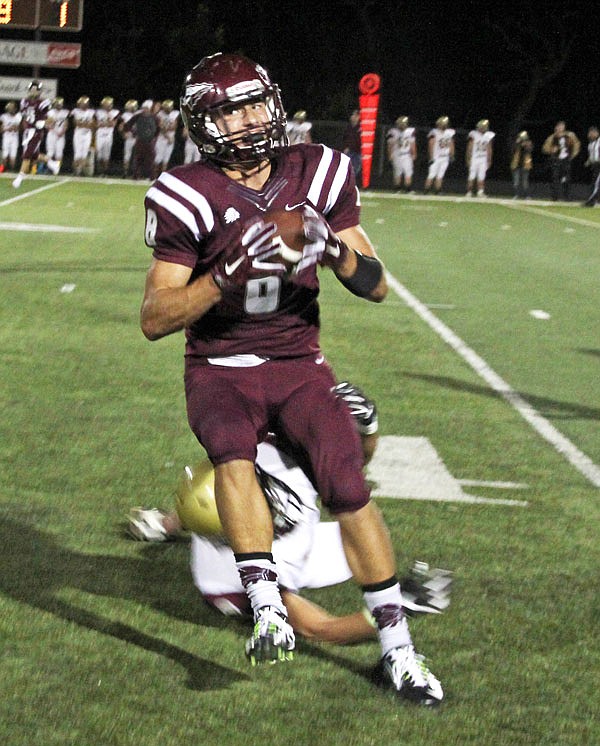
[71,107,95,128]
[0,111,22,132]
[95,108,120,129]
[468,130,495,158]
[428,127,455,159]
[46,107,69,134]
[286,120,312,145]
[387,126,416,156]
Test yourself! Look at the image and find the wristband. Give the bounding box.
[339,250,383,298]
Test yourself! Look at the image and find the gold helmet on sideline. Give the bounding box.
[162,99,174,112]
[77,95,90,107]
[52,97,64,108]
[125,99,138,112]
[293,110,307,122]
[175,460,223,536]
[476,119,489,132]
[396,115,409,128]
[436,115,449,128]
[101,96,114,109]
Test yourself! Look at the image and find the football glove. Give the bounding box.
[332,381,378,435]
[400,561,453,616]
[211,219,283,290]
[302,205,351,269]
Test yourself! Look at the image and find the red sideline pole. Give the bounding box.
[358,73,381,189]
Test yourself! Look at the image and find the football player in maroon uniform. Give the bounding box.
[139,53,442,705]
[12,81,60,188]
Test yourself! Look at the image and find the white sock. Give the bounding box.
[364,582,412,655]
[236,554,287,619]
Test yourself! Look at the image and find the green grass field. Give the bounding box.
[1,175,599,745]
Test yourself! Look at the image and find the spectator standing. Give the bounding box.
[582,126,600,207]
[510,131,534,199]
[342,109,362,186]
[127,99,158,179]
[182,126,201,164]
[542,121,580,201]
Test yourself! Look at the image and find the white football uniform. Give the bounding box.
[387,126,416,180]
[94,107,120,162]
[183,133,200,164]
[154,109,180,167]
[427,127,455,179]
[119,111,137,167]
[45,107,69,160]
[71,107,95,160]
[190,440,352,614]
[467,129,495,181]
[286,120,312,145]
[1,111,22,161]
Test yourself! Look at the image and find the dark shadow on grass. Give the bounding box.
[576,348,600,360]
[401,372,600,422]
[0,516,248,691]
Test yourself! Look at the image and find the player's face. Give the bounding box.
[214,100,270,140]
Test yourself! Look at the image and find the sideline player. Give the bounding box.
[423,116,455,195]
[465,119,495,197]
[71,96,96,176]
[45,97,70,173]
[12,81,60,188]
[139,52,443,705]
[95,96,120,176]
[118,99,139,177]
[386,116,417,192]
[153,99,180,177]
[285,110,312,145]
[1,101,21,172]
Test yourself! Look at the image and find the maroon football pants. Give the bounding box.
[184,355,370,514]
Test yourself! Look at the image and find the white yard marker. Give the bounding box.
[0,178,69,207]
[367,436,528,506]
[529,309,551,320]
[386,272,600,488]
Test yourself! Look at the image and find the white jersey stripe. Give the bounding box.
[146,186,201,241]
[157,172,215,233]
[307,145,334,210]
[324,153,351,215]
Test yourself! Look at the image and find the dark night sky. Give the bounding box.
[2,0,599,170]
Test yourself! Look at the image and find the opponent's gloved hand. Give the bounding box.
[302,205,351,269]
[332,381,378,435]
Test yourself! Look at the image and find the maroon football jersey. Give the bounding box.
[144,144,360,359]
[19,97,51,129]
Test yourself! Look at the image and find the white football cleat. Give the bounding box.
[127,507,173,542]
[12,174,23,189]
[375,645,443,706]
[47,159,61,175]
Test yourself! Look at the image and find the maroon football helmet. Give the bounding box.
[180,52,288,168]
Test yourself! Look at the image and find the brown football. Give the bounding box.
[264,205,307,268]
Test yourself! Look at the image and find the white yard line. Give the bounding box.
[0,222,97,233]
[0,178,70,208]
[503,200,600,228]
[386,272,600,488]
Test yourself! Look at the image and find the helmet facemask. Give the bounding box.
[182,81,288,169]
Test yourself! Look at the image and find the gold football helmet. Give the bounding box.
[436,115,449,128]
[175,460,223,536]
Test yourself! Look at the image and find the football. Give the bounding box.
[264,205,307,267]
[174,460,223,536]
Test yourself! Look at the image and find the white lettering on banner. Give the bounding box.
[0,76,58,100]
